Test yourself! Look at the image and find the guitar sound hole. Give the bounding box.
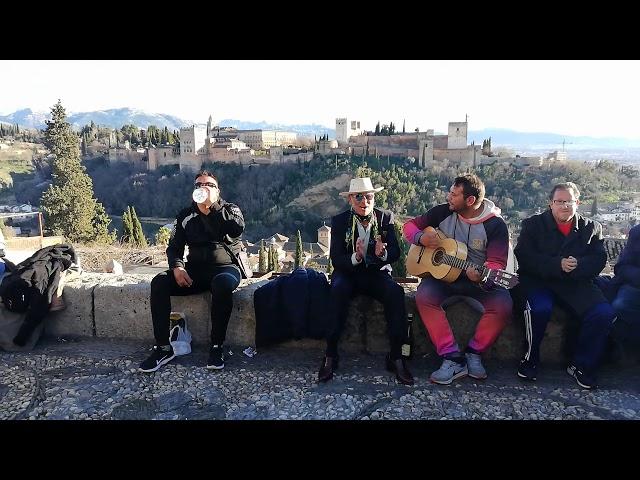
[433,249,444,266]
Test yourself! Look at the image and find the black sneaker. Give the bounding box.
[139,345,175,373]
[207,345,225,370]
[567,364,597,390]
[517,358,537,381]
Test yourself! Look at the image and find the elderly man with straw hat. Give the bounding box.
[317,177,414,385]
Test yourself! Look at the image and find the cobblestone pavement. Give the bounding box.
[1,337,639,420]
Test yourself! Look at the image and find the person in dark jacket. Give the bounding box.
[514,182,615,389]
[139,170,246,373]
[0,243,77,346]
[317,177,413,385]
[596,224,640,351]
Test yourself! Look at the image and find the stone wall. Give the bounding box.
[40,273,577,364]
[148,146,180,171]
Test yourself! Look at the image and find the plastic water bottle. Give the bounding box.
[192,187,209,204]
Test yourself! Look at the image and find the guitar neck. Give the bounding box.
[442,253,487,276]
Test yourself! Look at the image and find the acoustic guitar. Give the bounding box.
[406,227,519,289]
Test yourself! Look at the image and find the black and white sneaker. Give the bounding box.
[517,358,538,381]
[139,345,176,373]
[207,345,225,370]
[567,364,597,390]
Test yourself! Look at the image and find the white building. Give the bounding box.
[336,118,363,144]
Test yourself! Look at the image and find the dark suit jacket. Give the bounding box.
[330,207,400,274]
[253,267,331,347]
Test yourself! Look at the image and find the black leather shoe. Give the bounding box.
[386,354,414,385]
[318,356,338,383]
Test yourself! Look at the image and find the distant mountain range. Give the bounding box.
[3,107,640,150]
[0,108,192,132]
[468,128,640,150]
[0,108,335,138]
[217,119,334,138]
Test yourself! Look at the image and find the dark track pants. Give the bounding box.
[523,288,615,374]
[150,264,241,346]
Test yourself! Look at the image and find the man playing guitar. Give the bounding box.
[403,174,513,384]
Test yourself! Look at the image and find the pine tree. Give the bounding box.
[259,240,268,272]
[40,100,114,244]
[131,206,148,247]
[294,230,303,269]
[122,206,134,243]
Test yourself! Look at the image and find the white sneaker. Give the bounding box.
[430,358,468,385]
[465,352,487,380]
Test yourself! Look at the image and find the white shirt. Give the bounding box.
[350,219,388,265]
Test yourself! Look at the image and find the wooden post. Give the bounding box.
[38,211,44,248]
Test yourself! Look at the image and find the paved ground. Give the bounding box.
[1,337,639,420]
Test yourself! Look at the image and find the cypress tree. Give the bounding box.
[131,206,148,247]
[154,226,171,246]
[294,229,303,268]
[40,100,114,244]
[390,221,408,277]
[326,258,333,275]
[267,244,274,271]
[122,206,134,243]
[272,247,280,273]
[269,245,280,273]
[259,240,267,272]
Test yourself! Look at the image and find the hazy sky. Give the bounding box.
[1,60,639,139]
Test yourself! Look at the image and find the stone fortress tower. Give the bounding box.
[317,223,331,248]
[447,121,468,149]
[336,118,363,144]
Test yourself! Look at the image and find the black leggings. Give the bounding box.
[150,264,241,346]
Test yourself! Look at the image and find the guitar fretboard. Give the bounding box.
[441,253,487,276]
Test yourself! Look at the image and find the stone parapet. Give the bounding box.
[42,273,573,363]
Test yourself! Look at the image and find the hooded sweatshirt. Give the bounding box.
[403,199,509,271]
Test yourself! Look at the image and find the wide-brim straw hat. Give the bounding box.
[339,177,384,197]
